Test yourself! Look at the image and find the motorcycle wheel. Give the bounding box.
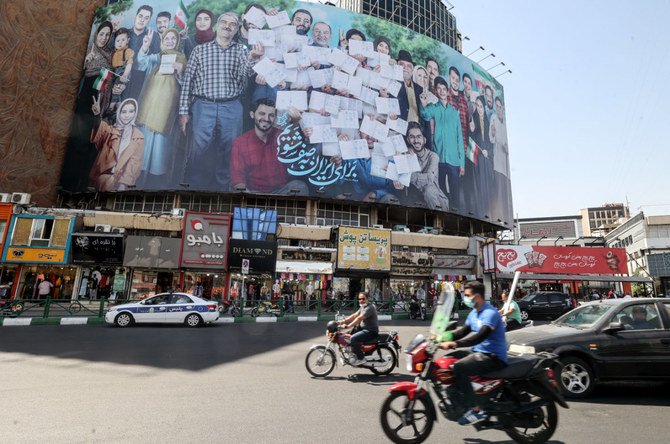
[380,392,434,444]
[305,346,336,377]
[230,306,240,317]
[219,304,229,315]
[250,307,259,318]
[370,344,397,376]
[503,389,558,444]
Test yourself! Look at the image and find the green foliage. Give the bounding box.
[352,15,448,71]
[94,0,134,25]
[184,0,296,36]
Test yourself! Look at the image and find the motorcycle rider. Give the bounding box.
[438,281,507,425]
[498,290,522,331]
[337,292,379,366]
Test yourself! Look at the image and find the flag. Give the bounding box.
[466,137,479,166]
[174,0,189,31]
[92,67,113,91]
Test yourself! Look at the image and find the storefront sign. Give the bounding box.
[337,227,391,271]
[276,260,333,274]
[391,266,433,277]
[433,255,476,270]
[519,220,577,239]
[648,253,670,277]
[180,212,231,269]
[391,252,434,268]
[281,250,333,262]
[123,236,181,269]
[4,247,66,264]
[71,234,124,265]
[228,239,277,273]
[495,245,628,275]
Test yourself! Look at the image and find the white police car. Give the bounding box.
[105,292,219,328]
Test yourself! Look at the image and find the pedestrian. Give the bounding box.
[37,279,54,301]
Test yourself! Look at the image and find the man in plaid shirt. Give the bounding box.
[445,66,471,213]
[179,12,264,191]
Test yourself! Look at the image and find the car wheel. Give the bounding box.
[520,309,529,321]
[114,312,134,328]
[558,356,595,398]
[185,313,203,327]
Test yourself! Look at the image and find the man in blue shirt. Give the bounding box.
[439,281,507,425]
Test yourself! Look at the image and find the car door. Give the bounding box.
[166,294,195,322]
[138,294,169,323]
[531,293,549,316]
[548,293,567,318]
[593,302,667,378]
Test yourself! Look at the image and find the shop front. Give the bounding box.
[71,233,127,300]
[228,238,277,301]
[276,248,335,304]
[1,214,76,300]
[335,227,391,302]
[123,235,181,299]
[390,251,435,302]
[0,203,17,300]
[179,211,231,300]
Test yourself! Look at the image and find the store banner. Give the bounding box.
[180,211,231,269]
[495,245,628,275]
[391,252,434,268]
[391,266,433,277]
[123,236,181,269]
[337,227,391,271]
[228,239,278,273]
[71,234,124,264]
[4,247,66,264]
[433,254,476,270]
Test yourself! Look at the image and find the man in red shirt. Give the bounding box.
[231,99,308,194]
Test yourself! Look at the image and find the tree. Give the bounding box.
[94,0,134,25]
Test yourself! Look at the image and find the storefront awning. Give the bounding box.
[275,260,333,274]
[496,272,652,283]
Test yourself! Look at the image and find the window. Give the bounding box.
[30,219,54,247]
[171,294,193,304]
[533,294,548,303]
[614,304,662,330]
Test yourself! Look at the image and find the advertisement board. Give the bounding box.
[495,245,628,275]
[72,234,124,264]
[123,236,181,268]
[519,220,577,239]
[60,0,513,226]
[228,239,278,273]
[180,212,231,268]
[337,227,390,271]
[3,248,67,264]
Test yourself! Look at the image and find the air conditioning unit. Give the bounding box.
[111,227,126,234]
[0,193,11,203]
[295,217,306,225]
[316,218,326,226]
[171,208,185,217]
[94,224,112,233]
[11,193,31,205]
[372,224,384,229]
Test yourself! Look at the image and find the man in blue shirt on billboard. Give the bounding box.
[439,281,507,425]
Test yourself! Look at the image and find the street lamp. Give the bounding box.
[554,236,564,246]
[516,235,526,245]
[494,69,512,79]
[570,236,584,246]
[477,53,495,64]
[466,46,484,57]
[486,61,505,71]
[536,235,547,245]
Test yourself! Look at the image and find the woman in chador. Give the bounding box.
[89,97,144,191]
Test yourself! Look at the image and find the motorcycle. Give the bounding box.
[380,285,568,444]
[251,300,282,317]
[0,299,24,317]
[305,320,401,377]
[506,319,534,332]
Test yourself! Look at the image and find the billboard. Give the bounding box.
[72,234,125,264]
[519,220,578,239]
[60,0,513,225]
[228,239,278,273]
[495,245,628,275]
[180,211,231,268]
[337,227,390,271]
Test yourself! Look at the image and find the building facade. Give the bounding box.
[580,203,630,237]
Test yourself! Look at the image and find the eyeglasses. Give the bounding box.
[358,298,366,301]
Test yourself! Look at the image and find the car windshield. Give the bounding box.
[553,303,614,329]
[521,294,536,302]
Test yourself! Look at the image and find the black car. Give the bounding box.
[507,298,670,398]
[516,291,574,320]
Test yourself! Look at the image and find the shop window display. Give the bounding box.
[17,266,78,300]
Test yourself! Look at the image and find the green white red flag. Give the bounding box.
[174,1,189,31]
[466,138,479,165]
[93,67,113,91]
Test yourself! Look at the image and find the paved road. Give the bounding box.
[0,322,668,443]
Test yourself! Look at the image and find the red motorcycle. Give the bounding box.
[380,286,568,444]
[305,321,401,377]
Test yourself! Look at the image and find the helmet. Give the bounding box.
[326,320,339,333]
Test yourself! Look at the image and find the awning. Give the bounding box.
[496,272,652,283]
[275,260,333,274]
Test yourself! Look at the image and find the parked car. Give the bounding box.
[507,298,670,398]
[516,291,574,320]
[105,292,219,328]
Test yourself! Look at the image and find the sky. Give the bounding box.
[452,0,670,219]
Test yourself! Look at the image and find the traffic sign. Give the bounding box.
[242,258,250,275]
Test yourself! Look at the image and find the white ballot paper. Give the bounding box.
[159,54,177,74]
[321,142,341,157]
[355,66,372,86]
[276,90,308,111]
[384,134,407,156]
[386,117,408,135]
[244,6,267,29]
[380,138,398,156]
[248,29,276,47]
[265,10,290,28]
[385,162,399,181]
[309,125,339,144]
[380,63,404,81]
[375,97,401,115]
[304,45,332,65]
[348,39,374,57]
[264,46,284,62]
[356,86,379,105]
[387,80,402,97]
[308,68,333,88]
[360,115,388,141]
[291,68,313,90]
[281,65,298,83]
[330,110,359,129]
[347,76,363,98]
[331,70,350,91]
[283,51,311,69]
[340,97,364,119]
[398,173,412,187]
[328,49,359,75]
[371,155,389,178]
[394,153,422,174]
[300,112,330,129]
[252,57,286,88]
[340,139,370,160]
[309,91,340,115]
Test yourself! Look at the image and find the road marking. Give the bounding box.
[60,317,88,325]
[298,316,318,322]
[2,318,32,326]
[378,315,392,321]
[215,318,235,323]
[255,317,277,323]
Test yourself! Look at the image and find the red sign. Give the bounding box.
[495,245,628,275]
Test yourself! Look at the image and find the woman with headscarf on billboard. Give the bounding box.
[182,9,215,58]
[60,20,113,192]
[135,28,187,188]
[89,97,145,192]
